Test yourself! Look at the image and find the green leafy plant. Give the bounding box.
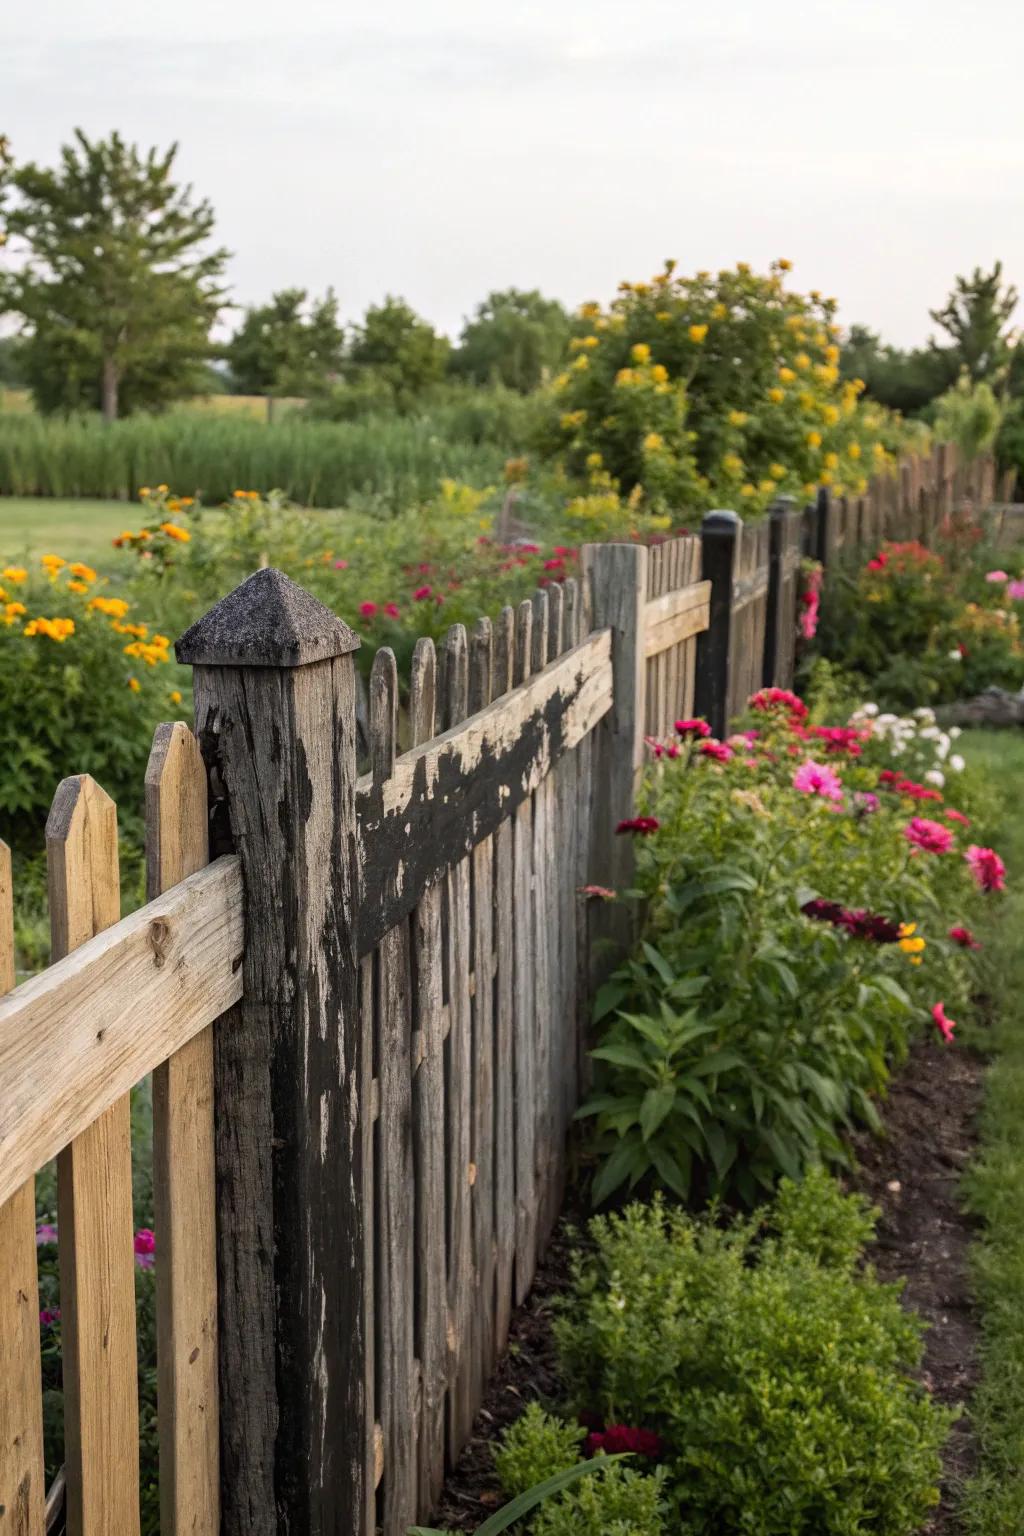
[407,1454,628,1536]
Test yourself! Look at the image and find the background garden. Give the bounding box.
[6,126,1024,1536]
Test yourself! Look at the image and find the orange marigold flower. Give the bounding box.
[170,690,183,706]
[41,554,65,571]
[68,562,97,582]
[160,522,191,542]
[2,566,27,583]
[128,676,141,693]
[67,580,89,594]
[89,596,130,619]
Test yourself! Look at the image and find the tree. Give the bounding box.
[225,287,345,398]
[451,288,570,392]
[348,296,449,407]
[0,130,229,420]
[839,324,955,417]
[929,261,1018,383]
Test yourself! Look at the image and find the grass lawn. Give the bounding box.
[956,728,1024,1532]
[1,496,134,569]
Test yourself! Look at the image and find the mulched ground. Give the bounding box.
[433,1034,988,1532]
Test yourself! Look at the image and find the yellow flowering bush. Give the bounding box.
[544,260,925,515]
[0,556,186,849]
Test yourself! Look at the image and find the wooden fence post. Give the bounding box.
[176,568,365,1536]
[581,542,647,954]
[694,510,739,739]
[763,496,798,689]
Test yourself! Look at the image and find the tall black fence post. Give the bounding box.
[763,496,798,689]
[694,509,740,739]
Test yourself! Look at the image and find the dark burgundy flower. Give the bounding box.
[616,816,660,835]
[585,1424,664,1459]
[949,925,981,950]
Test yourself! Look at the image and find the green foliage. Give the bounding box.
[839,324,955,418]
[408,1457,628,1536]
[531,1462,667,1536]
[453,289,571,393]
[933,375,1005,461]
[349,295,450,408]
[540,259,921,517]
[554,1179,952,1535]
[1,130,229,420]
[225,287,345,397]
[581,704,982,1204]
[493,1403,586,1494]
[929,261,1018,385]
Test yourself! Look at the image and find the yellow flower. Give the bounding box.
[2,566,27,583]
[89,596,130,619]
[24,615,75,642]
[3,600,26,624]
[768,387,785,404]
[848,442,862,460]
[778,367,796,384]
[553,372,570,391]
[139,486,151,497]
[67,580,89,594]
[160,522,191,542]
[655,310,671,323]
[806,431,822,448]
[571,353,589,371]
[820,404,840,427]
[128,676,141,693]
[68,562,97,582]
[41,554,65,572]
[737,261,751,275]
[794,352,811,371]
[824,451,839,471]
[651,363,669,384]
[688,324,709,344]
[570,334,599,352]
[873,442,886,459]
[630,342,651,364]
[899,919,926,957]
[180,496,195,507]
[769,463,786,480]
[785,315,804,333]
[579,301,601,319]
[712,303,728,321]
[585,451,603,471]
[233,489,247,498]
[759,479,777,495]
[560,410,587,431]
[615,368,636,387]
[825,343,840,365]
[740,483,756,498]
[728,410,748,427]
[816,363,839,386]
[777,258,793,271]
[643,432,665,452]
[157,483,169,493]
[170,690,183,706]
[722,452,744,476]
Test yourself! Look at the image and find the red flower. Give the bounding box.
[699,740,734,762]
[384,602,400,619]
[584,1425,663,1459]
[358,601,378,620]
[333,558,349,570]
[616,816,660,835]
[543,557,565,571]
[413,585,433,601]
[944,808,971,827]
[749,687,808,721]
[931,1001,956,1044]
[904,817,954,854]
[949,926,981,950]
[966,844,1007,892]
[812,725,865,756]
[644,735,665,758]
[674,718,712,738]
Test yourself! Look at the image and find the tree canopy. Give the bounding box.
[452,287,571,392]
[348,296,450,407]
[225,287,345,397]
[0,130,229,419]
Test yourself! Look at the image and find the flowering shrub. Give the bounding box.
[0,554,186,850]
[541,259,922,516]
[517,1174,951,1535]
[581,689,995,1204]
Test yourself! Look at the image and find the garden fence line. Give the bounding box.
[0,440,1002,1536]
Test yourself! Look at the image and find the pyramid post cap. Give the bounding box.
[175,568,360,668]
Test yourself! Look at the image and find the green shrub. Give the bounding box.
[493,1403,585,1495]
[554,1177,953,1536]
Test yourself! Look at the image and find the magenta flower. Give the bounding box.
[358,601,378,620]
[674,718,711,738]
[39,1307,61,1328]
[986,570,1009,583]
[134,1228,156,1269]
[949,925,981,950]
[792,760,844,802]
[699,740,734,763]
[413,585,433,601]
[944,807,971,827]
[35,1222,58,1247]
[333,558,349,570]
[931,1001,956,1043]
[966,844,1007,891]
[584,1424,664,1459]
[904,817,954,854]
[1008,579,1024,600]
[854,791,880,814]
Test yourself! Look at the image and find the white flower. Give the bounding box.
[914,707,936,722]
[877,713,897,727]
[919,726,939,740]
[950,754,965,772]
[948,649,963,662]
[949,726,962,739]
[859,703,879,717]
[924,769,945,787]
[890,743,904,755]
[936,738,950,761]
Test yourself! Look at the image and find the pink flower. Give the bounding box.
[750,686,808,721]
[986,570,1009,583]
[966,844,1007,892]
[358,601,378,620]
[904,817,954,854]
[855,791,880,814]
[578,884,617,901]
[39,1307,61,1328]
[792,760,844,801]
[35,1222,58,1247]
[674,718,711,738]
[949,925,981,950]
[1008,579,1024,600]
[699,739,734,762]
[413,585,433,601]
[931,1002,956,1043]
[799,595,819,640]
[944,808,970,827]
[616,816,660,835]
[383,602,400,619]
[543,557,565,572]
[134,1228,156,1269]
[333,559,349,570]
[644,735,665,758]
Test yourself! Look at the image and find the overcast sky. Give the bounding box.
[5,0,1023,347]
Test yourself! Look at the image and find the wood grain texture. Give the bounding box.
[468,618,495,1398]
[47,776,141,1536]
[642,579,710,657]
[408,640,447,1515]
[0,858,243,1209]
[145,723,219,1536]
[355,629,614,951]
[192,645,364,1536]
[490,609,516,1353]
[511,600,538,1303]
[370,650,418,1536]
[0,837,46,1536]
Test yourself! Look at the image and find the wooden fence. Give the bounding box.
[0,444,997,1535]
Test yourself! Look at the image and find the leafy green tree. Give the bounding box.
[451,288,570,392]
[839,324,954,416]
[933,373,1004,460]
[225,287,344,398]
[0,130,229,420]
[930,261,1018,383]
[348,295,449,408]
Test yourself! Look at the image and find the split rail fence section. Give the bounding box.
[0,444,997,1534]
